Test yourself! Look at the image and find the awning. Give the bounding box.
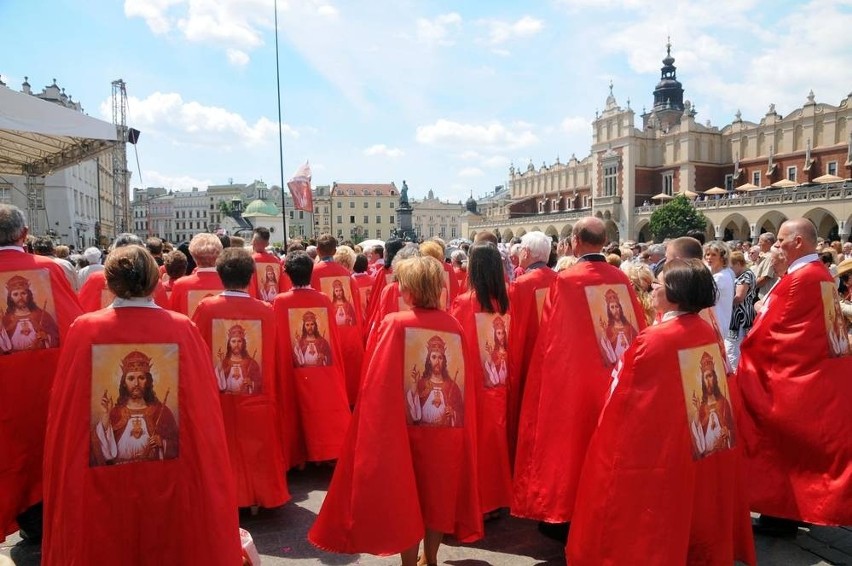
[0,86,117,177]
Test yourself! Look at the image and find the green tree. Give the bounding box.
[648,195,708,242]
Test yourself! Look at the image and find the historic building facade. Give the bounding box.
[328,182,399,241]
[411,189,465,240]
[464,43,852,243]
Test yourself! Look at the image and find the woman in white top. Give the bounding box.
[703,241,735,338]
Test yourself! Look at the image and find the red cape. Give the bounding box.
[169,269,224,317]
[365,268,394,324]
[192,293,290,508]
[250,251,288,302]
[453,266,468,295]
[311,261,365,405]
[442,262,460,309]
[568,313,755,565]
[450,293,513,513]
[272,288,351,463]
[309,308,482,555]
[0,249,82,540]
[351,272,375,327]
[737,260,852,525]
[506,266,556,466]
[513,260,646,522]
[78,270,169,312]
[42,306,241,565]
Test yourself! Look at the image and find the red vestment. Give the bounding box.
[351,271,375,326]
[250,251,286,303]
[453,265,467,295]
[0,249,82,540]
[365,268,394,323]
[567,314,755,565]
[442,261,460,309]
[272,288,351,463]
[42,305,241,565]
[368,280,412,337]
[169,268,224,317]
[450,293,513,513]
[308,308,482,555]
[737,260,852,525]
[193,293,290,508]
[78,270,169,312]
[311,260,365,405]
[506,265,556,466]
[513,260,646,523]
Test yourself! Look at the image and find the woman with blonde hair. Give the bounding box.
[627,263,655,326]
[310,255,481,566]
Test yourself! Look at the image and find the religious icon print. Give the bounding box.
[678,345,736,460]
[0,270,60,353]
[476,312,510,388]
[821,281,850,358]
[403,328,465,428]
[585,284,640,367]
[358,286,372,322]
[212,319,263,394]
[187,290,219,318]
[535,288,548,323]
[256,263,281,303]
[320,276,357,326]
[288,307,333,368]
[90,343,180,467]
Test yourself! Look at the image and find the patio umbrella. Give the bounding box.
[358,239,385,250]
[770,179,797,188]
[651,193,674,201]
[813,174,844,184]
[679,190,698,198]
[735,183,759,192]
[704,187,728,195]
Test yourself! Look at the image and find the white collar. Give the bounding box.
[110,296,160,309]
[292,285,312,290]
[661,310,688,322]
[0,245,25,252]
[196,267,218,273]
[221,290,249,297]
[787,253,819,274]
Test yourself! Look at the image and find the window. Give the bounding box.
[752,171,761,186]
[663,172,674,195]
[376,215,381,223]
[389,202,395,209]
[337,215,342,224]
[349,215,355,223]
[787,166,797,182]
[299,211,304,219]
[582,195,591,208]
[363,215,369,224]
[604,164,618,196]
[289,211,294,219]
[390,215,395,224]
[376,201,381,208]
[724,174,734,191]
[827,161,838,176]
[363,201,368,208]
[376,229,382,238]
[337,201,342,209]
[349,201,355,208]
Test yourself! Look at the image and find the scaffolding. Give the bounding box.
[111,79,129,236]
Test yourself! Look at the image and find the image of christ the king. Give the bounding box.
[405,333,464,428]
[1,273,60,354]
[91,349,179,466]
[215,323,262,394]
[685,350,735,460]
[590,286,639,367]
[292,310,333,367]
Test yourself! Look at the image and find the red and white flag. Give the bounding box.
[287,161,313,212]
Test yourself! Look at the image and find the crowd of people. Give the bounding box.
[1,200,850,566]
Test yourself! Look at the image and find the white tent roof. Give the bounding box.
[0,85,117,177]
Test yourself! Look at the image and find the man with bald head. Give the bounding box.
[513,217,647,538]
[738,218,852,535]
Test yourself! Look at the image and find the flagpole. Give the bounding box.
[274,0,288,246]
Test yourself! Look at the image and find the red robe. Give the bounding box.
[367,280,412,338]
[192,292,290,508]
[513,259,646,523]
[568,313,755,566]
[78,270,169,312]
[311,260,366,405]
[351,272,375,326]
[0,249,82,540]
[442,262,460,310]
[169,268,224,317]
[453,265,467,295]
[42,304,241,565]
[450,293,513,513]
[272,288,351,463]
[506,265,556,466]
[365,268,394,324]
[308,308,482,555]
[250,251,285,303]
[737,260,852,525]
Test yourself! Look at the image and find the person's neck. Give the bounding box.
[126,399,147,410]
[574,246,602,257]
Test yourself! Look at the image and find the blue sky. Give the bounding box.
[2,0,851,203]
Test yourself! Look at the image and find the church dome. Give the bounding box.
[465,194,478,213]
[242,198,279,216]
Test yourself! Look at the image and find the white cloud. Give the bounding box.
[363,144,404,157]
[124,0,183,34]
[479,15,543,45]
[561,116,588,134]
[144,170,213,191]
[416,119,538,151]
[226,48,250,66]
[100,91,298,149]
[317,4,339,18]
[416,12,462,46]
[459,167,484,177]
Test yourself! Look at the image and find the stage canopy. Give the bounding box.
[0,85,117,177]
